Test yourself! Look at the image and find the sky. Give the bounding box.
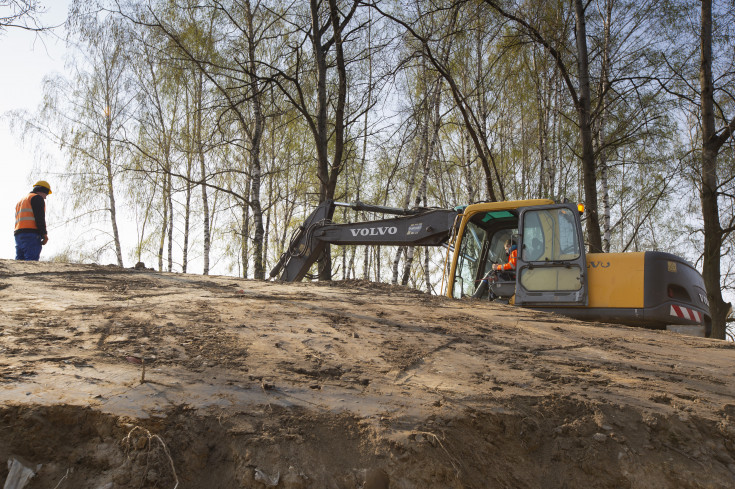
[1,1,70,261]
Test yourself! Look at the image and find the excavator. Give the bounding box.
[270,199,712,337]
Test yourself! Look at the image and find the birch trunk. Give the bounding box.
[359,7,373,282]
[309,0,351,280]
[182,168,191,273]
[360,246,367,281]
[195,72,210,275]
[200,157,210,276]
[376,246,381,282]
[242,202,250,278]
[182,90,192,274]
[401,249,415,287]
[106,168,123,267]
[700,0,729,339]
[167,170,173,272]
[246,0,265,280]
[601,164,610,253]
[156,158,168,271]
[242,148,252,279]
[391,247,405,286]
[249,145,264,280]
[263,174,272,276]
[399,145,429,283]
[104,114,123,267]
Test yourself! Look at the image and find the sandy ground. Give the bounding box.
[0,259,734,489]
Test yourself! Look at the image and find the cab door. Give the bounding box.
[514,204,588,306]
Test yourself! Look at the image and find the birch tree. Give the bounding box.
[31,15,133,266]
[128,26,182,272]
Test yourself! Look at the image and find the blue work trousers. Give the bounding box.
[15,233,43,261]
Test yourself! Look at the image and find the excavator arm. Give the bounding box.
[270,200,459,282]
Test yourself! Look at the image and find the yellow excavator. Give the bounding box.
[270,199,711,336]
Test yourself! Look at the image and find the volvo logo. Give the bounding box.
[350,227,398,237]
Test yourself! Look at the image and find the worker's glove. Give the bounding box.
[41,235,48,245]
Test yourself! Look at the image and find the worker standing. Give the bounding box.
[14,181,52,261]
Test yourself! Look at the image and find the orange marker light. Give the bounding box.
[577,203,585,214]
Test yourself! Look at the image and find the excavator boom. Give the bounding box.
[270,200,458,282]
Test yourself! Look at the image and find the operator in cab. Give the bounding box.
[492,238,518,279]
[473,237,517,298]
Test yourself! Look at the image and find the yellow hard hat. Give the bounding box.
[33,180,52,194]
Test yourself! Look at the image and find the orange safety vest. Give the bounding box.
[499,248,517,271]
[14,193,43,232]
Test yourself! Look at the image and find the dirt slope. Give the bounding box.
[0,259,734,489]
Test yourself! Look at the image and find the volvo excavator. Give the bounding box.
[270,199,712,337]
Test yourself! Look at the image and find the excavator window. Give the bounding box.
[521,208,581,262]
[453,221,487,298]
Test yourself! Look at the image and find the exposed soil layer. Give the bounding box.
[0,259,734,488]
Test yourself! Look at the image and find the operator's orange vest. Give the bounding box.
[14,193,42,232]
[499,249,517,271]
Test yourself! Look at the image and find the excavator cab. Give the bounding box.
[446,201,588,307]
